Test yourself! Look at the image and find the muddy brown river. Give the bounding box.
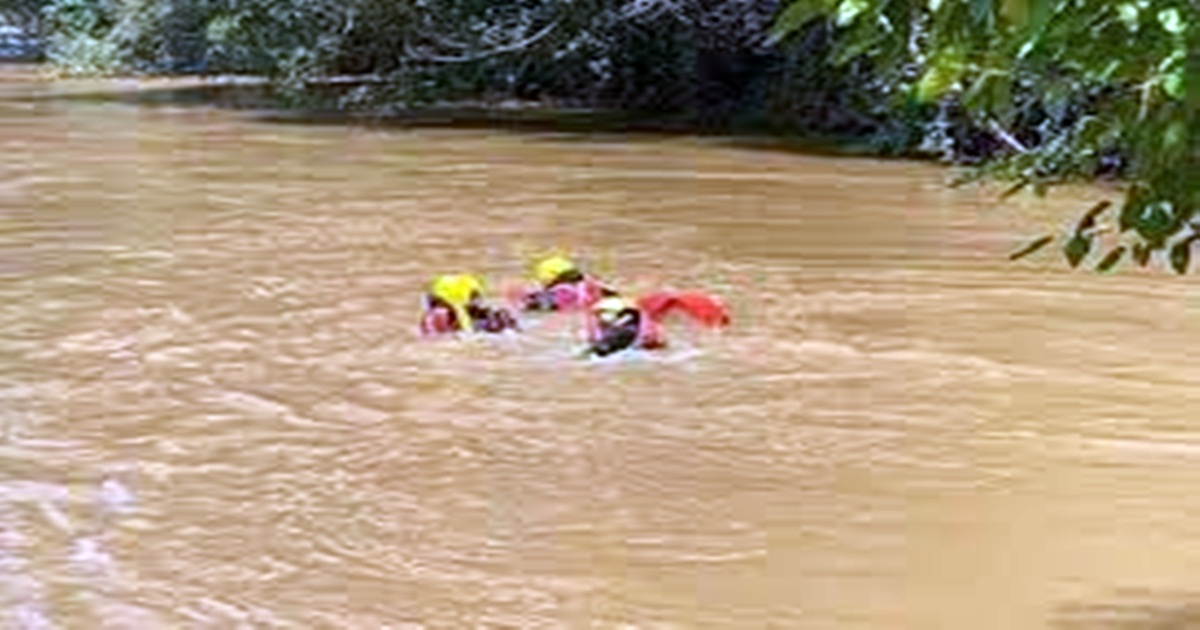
[1,65,1198,629]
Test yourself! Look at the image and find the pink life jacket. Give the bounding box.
[547,277,611,311]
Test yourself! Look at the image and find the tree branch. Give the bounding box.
[403,19,560,64]
[988,118,1029,153]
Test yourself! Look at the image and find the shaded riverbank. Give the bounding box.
[0,65,911,161]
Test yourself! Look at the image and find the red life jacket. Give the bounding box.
[636,291,731,328]
[584,291,729,352]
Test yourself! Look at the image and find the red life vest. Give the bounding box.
[584,291,729,351]
[636,291,731,328]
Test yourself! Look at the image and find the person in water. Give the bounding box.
[420,274,519,335]
[581,296,667,357]
[520,255,616,312]
[581,292,733,358]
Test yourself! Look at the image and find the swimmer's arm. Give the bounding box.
[579,342,613,358]
[522,290,558,311]
[580,326,637,358]
[578,343,615,359]
[471,307,520,333]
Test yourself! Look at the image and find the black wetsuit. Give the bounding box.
[522,290,560,312]
[585,308,641,357]
[468,303,519,333]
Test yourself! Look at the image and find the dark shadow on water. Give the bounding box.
[0,77,907,162]
[256,106,892,161]
[1054,590,1200,630]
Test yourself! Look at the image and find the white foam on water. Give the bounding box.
[97,479,136,515]
[11,603,52,630]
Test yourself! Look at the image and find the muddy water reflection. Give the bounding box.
[1,69,1198,628]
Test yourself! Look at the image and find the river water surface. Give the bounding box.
[1,65,1198,629]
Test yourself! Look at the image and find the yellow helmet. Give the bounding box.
[534,255,578,286]
[430,274,484,330]
[593,296,635,324]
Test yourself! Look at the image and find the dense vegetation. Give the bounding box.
[4,0,1195,272]
[773,0,1196,273]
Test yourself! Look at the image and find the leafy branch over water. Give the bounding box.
[774,0,1196,273]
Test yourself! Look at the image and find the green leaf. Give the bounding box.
[1117,3,1140,31]
[916,48,965,102]
[989,69,1014,114]
[1118,197,1142,232]
[999,178,1029,199]
[963,71,993,109]
[1071,116,1107,147]
[1159,49,1186,73]
[1095,246,1127,272]
[1162,69,1184,99]
[206,15,237,43]
[832,30,886,64]
[1095,60,1122,83]
[1001,0,1027,26]
[836,0,870,27]
[771,0,833,38]
[1135,201,1177,247]
[1026,0,1051,34]
[1076,200,1113,233]
[963,68,1012,112]
[950,169,986,188]
[1157,8,1183,35]
[1009,234,1054,260]
[1016,38,1037,60]
[1163,119,1186,151]
[971,0,994,29]
[1063,233,1091,268]
[1169,238,1193,274]
[1132,242,1152,267]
